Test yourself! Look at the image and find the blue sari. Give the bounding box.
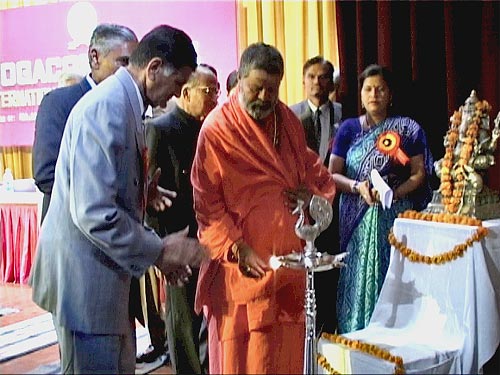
[334,116,433,334]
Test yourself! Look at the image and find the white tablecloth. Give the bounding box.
[319,218,500,374]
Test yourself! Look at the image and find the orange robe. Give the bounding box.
[191,92,335,374]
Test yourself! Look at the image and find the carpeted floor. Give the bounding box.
[0,312,56,363]
[26,355,168,375]
[0,283,173,374]
[0,307,20,317]
[1,311,164,373]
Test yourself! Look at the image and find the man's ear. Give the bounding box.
[181,85,190,99]
[89,49,99,69]
[146,57,164,81]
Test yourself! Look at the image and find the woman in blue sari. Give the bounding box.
[328,64,433,334]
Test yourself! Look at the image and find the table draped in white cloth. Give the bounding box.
[319,218,500,374]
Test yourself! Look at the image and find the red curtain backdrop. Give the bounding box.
[335,0,499,190]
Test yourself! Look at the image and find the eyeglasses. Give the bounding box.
[196,86,220,97]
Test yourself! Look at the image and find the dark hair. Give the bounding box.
[88,23,138,65]
[302,56,334,81]
[226,70,238,94]
[358,64,394,92]
[238,42,284,79]
[129,25,197,70]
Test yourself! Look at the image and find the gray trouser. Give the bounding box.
[52,315,136,374]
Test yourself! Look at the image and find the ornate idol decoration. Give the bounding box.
[430,90,500,219]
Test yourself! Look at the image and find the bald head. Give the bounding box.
[178,64,219,121]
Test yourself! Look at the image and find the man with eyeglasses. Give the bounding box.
[33,23,138,222]
[145,63,219,374]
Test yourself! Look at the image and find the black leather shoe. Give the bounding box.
[136,344,166,364]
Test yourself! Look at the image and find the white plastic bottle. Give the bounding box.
[2,168,14,192]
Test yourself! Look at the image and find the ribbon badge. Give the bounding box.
[376,131,409,165]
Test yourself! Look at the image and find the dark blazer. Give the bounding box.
[290,99,342,164]
[32,78,92,220]
[145,105,200,238]
[145,105,207,374]
[290,99,342,334]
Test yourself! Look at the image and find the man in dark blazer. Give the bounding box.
[32,23,138,222]
[290,56,342,166]
[290,56,342,335]
[146,64,219,374]
[30,25,207,374]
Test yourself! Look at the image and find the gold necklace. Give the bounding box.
[272,110,279,148]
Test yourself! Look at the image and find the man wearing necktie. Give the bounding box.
[290,56,342,166]
[290,56,343,336]
[314,108,322,140]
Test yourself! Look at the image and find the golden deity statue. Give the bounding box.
[428,90,500,219]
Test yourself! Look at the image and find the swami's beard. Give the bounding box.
[246,101,273,120]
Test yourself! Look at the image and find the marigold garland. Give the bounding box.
[319,333,405,374]
[398,210,482,226]
[318,210,489,373]
[317,353,341,375]
[439,100,491,213]
[390,210,489,265]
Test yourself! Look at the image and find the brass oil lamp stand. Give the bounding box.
[270,196,347,374]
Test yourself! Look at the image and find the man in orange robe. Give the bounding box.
[191,42,336,374]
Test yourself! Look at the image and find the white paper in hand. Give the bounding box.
[370,169,393,209]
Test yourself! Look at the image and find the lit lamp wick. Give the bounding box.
[269,255,282,270]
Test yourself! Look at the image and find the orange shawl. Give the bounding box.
[191,91,335,336]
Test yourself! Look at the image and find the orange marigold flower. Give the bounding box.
[440,181,451,189]
[447,132,458,143]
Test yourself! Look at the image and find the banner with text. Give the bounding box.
[0,0,238,146]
